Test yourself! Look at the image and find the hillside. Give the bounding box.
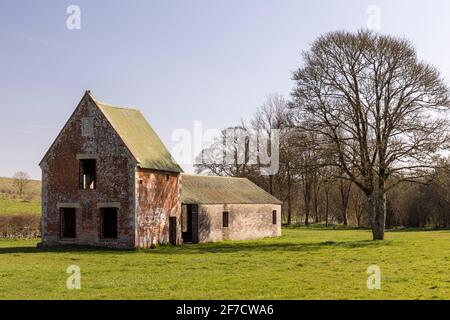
[0,177,41,216]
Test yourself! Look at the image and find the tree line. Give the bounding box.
[195,30,450,240]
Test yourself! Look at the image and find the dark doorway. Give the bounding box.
[169,217,177,245]
[182,204,198,243]
[61,208,76,238]
[101,208,118,239]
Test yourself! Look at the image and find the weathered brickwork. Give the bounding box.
[41,95,136,248]
[197,204,282,243]
[136,169,181,247]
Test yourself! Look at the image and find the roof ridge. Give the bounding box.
[94,100,141,112]
[181,173,247,180]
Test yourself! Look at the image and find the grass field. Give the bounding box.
[0,227,449,300]
[0,177,41,216]
[0,199,41,216]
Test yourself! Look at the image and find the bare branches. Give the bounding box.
[12,171,31,198]
[291,30,450,240]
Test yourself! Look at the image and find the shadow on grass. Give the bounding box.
[386,227,450,233]
[149,239,390,255]
[283,224,450,233]
[0,239,390,255]
[0,245,134,255]
[283,224,369,231]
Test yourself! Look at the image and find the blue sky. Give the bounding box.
[1,0,450,179]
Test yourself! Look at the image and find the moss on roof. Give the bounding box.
[180,174,282,204]
[95,99,182,173]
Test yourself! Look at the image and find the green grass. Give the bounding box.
[0,199,41,216]
[0,227,449,299]
[0,177,41,216]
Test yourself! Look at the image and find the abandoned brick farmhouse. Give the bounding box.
[39,91,282,248]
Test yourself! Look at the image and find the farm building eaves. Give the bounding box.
[180,174,282,205]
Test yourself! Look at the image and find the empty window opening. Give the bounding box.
[223,211,229,228]
[101,208,118,239]
[61,208,76,238]
[272,210,277,225]
[79,159,96,189]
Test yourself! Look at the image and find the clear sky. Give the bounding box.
[1,0,450,179]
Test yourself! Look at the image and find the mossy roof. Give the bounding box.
[180,174,282,204]
[95,99,182,173]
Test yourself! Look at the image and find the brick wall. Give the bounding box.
[40,95,136,248]
[135,168,181,247]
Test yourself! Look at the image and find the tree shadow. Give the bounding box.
[149,239,389,255]
[386,227,450,233]
[0,239,390,255]
[283,224,370,231]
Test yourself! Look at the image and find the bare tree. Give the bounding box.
[195,125,258,178]
[291,30,450,240]
[12,171,31,198]
[320,165,336,226]
[295,132,323,226]
[351,187,366,227]
[251,94,291,195]
[279,129,302,225]
[338,173,352,225]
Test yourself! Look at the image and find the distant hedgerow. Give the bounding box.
[0,214,40,239]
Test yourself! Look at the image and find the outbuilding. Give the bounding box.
[39,91,282,248]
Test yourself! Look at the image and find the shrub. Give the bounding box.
[0,214,40,239]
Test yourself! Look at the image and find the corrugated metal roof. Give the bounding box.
[180,174,282,204]
[95,99,182,173]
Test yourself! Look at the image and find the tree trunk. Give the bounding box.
[304,202,310,225]
[339,179,351,226]
[302,170,311,226]
[304,190,311,226]
[325,190,329,227]
[287,200,292,225]
[367,193,376,238]
[287,164,292,225]
[314,196,319,223]
[369,189,386,240]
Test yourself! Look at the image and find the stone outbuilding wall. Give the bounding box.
[196,204,282,243]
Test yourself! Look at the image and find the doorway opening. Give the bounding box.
[61,208,76,238]
[101,207,118,239]
[182,204,198,243]
[169,217,177,245]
